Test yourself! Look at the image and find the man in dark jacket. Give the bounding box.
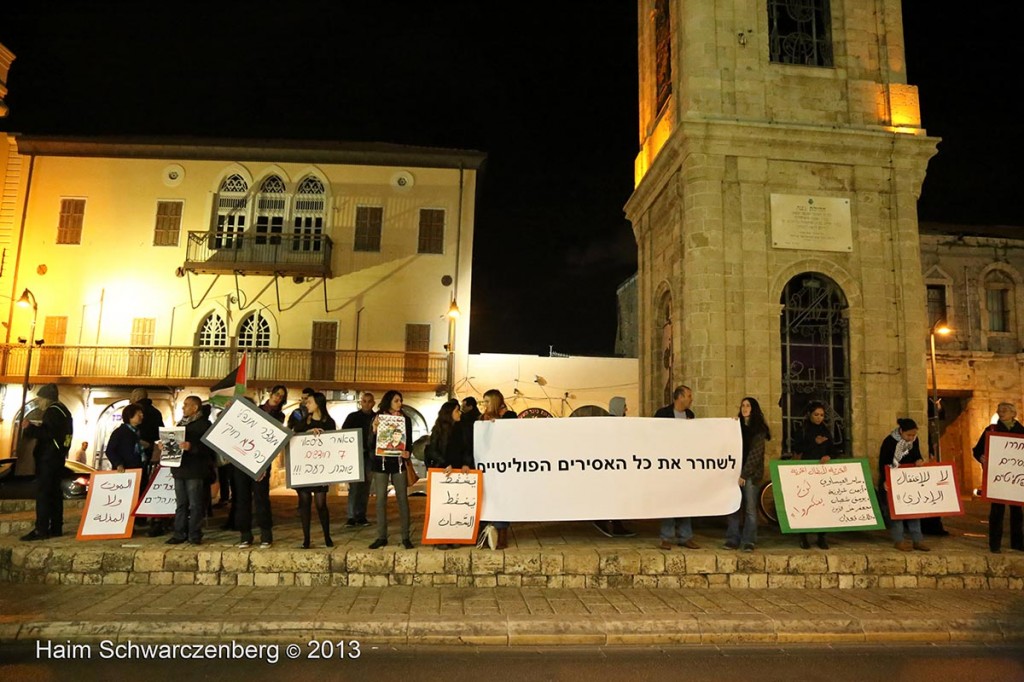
[654,385,700,550]
[341,392,375,526]
[972,402,1024,554]
[20,383,74,541]
[162,395,213,546]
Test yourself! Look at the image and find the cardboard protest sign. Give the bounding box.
[422,469,482,545]
[885,462,964,519]
[474,417,741,521]
[76,469,142,540]
[157,427,185,468]
[201,397,290,481]
[375,414,407,457]
[134,465,176,517]
[770,459,884,533]
[286,429,364,488]
[982,432,1024,506]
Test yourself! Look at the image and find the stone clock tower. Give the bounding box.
[625,1,939,458]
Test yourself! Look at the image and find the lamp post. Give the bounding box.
[446,297,460,399]
[929,321,952,462]
[16,288,38,443]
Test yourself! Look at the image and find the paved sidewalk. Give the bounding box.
[2,584,1022,646]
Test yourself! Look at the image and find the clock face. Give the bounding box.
[518,407,554,419]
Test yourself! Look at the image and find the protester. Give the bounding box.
[106,403,144,473]
[162,395,213,546]
[481,388,517,550]
[288,387,315,429]
[292,391,336,548]
[369,390,415,549]
[793,400,837,550]
[233,387,284,548]
[460,396,481,462]
[972,402,1024,554]
[654,385,700,550]
[725,397,770,551]
[20,384,73,542]
[878,418,930,552]
[341,392,375,527]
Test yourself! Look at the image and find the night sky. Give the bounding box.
[1,3,1019,356]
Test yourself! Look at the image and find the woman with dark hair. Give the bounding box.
[481,388,517,549]
[234,386,286,548]
[433,399,471,472]
[292,391,336,548]
[369,390,415,549]
[793,401,838,550]
[107,403,145,473]
[878,417,930,552]
[725,397,771,551]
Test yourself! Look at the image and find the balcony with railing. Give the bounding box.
[0,344,448,390]
[183,230,333,277]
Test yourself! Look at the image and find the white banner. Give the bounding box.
[134,465,176,517]
[76,470,141,540]
[984,433,1024,505]
[886,463,964,519]
[201,398,290,480]
[473,417,742,521]
[286,429,365,488]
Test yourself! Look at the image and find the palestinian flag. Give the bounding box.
[209,353,247,406]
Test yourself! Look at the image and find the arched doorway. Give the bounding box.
[780,273,851,455]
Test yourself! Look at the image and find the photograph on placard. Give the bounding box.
[375,413,407,457]
[157,426,185,468]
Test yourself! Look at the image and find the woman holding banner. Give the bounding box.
[793,401,838,550]
[481,389,517,550]
[292,391,336,549]
[369,390,415,549]
[878,418,930,552]
[725,397,770,551]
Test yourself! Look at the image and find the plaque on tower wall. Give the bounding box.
[770,194,852,252]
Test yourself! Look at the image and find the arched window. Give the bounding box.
[292,176,326,252]
[237,311,271,349]
[780,273,850,455]
[657,290,673,407]
[215,173,249,249]
[198,313,227,347]
[255,175,287,246]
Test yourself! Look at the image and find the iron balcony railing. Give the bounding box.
[184,230,333,277]
[0,345,447,387]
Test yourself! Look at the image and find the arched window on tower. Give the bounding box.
[214,174,249,249]
[255,175,287,246]
[292,176,326,252]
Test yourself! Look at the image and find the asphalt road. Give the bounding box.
[2,643,1023,681]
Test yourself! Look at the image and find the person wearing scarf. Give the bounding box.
[972,403,1024,554]
[878,418,929,552]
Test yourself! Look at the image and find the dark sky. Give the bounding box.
[0,2,1019,356]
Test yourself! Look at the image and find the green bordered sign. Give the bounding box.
[770,458,884,533]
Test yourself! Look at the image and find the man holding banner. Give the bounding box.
[973,402,1024,554]
[162,395,213,546]
[654,385,700,550]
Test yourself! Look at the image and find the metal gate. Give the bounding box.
[780,273,850,455]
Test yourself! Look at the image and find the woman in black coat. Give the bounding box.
[291,391,337,548]
[106,403,145,472]
[793,401,838,550]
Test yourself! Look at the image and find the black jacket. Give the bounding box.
[877,433,922,481]
[972,419,1024,462]
[26,401,74,462]
[794,421,838,460]
[653,405,695,419]
[341,409,375,458]
[106,423,143,469]
[137,398,164,455]
[172,416,213,480]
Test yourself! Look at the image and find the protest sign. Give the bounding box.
[982,432,1024,506]
[771,459,884,533]
[157,427,185,468]
[201,397,289,480]
[286,429,364,488]
[375,414,407,457]
[76,469,141,540]
[885,462,964,519]
[134,465,176,517]
[474,417,742,521]
[422,469,482,545]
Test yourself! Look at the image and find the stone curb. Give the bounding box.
[3,613,1023,647]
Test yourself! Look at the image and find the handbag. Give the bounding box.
[404,460,420,487]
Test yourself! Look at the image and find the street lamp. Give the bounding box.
[929,321,952,462]
[16,288,38,444]
[445,297,460,399]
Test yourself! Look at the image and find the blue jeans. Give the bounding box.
[725,479,759,546]
[659,517,693,543]
[879,488,922,543]
[347,460,372,520]
[173,477,205,543]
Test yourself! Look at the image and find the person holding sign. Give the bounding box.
[878,418,930,552]
[725,397,770,551]
[20,384,74,542]
[972,402,1024,554]
[233,387,286,548]
[369,390,415,549]
[793,401,838,550]
[655,385,700,550]
[292,391,337,548]
[106,404,145,473]
[480,389,518,550]
[161,395,213,546]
